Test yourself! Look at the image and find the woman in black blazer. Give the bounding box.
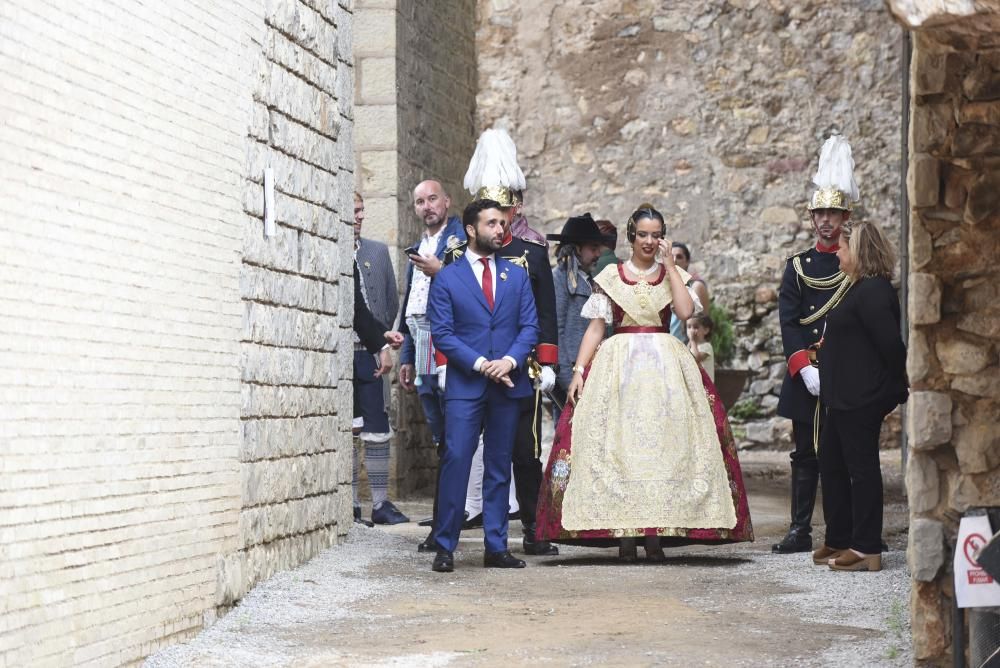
[812,221,908,572]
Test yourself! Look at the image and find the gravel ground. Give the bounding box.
[146,453,912,667]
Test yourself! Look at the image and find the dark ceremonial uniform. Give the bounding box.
[774,243,851,551]
[444,232,559,554]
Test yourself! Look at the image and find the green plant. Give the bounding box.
[729,399,763,421]
[708,303,735,367]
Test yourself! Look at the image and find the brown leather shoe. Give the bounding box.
[829,550,881,572]
[812,545,846,565]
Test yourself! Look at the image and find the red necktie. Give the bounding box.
[479,257,494,310]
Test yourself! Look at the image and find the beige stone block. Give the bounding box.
[964,172,1000,224]
[761,206,799,226]
[355,105,397,149]
[359,57,396,103]
[906,453,940,513]
[935,338,991,375]
[909,214,933,270]
[241,416,341,461]
[957,311,1000,339]
[908,328,931,383]
[360,150,398,196]
[908,154,940,208]
[354,9,396,55]
[911,580,949,661]
[954,421,1000,474]
[912,48,947,95]
[951,374,1000,398]
[909,273,941,325]
[907,391,952,450]
[908,518,944,581]
[910,103,953,154]
[359,196,401,245]
[653,12,691,32]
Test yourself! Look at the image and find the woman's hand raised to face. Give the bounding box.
[658,239,675,268]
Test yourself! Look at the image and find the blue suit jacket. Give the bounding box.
[398,216,465,365]
[427,256,540,400]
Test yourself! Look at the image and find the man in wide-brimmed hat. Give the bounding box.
[547,213,617,407]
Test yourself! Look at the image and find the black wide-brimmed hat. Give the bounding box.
[546,213,617,244]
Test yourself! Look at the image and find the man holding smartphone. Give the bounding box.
[397,180,466,549]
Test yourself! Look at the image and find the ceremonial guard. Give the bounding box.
[773,135,856,554]
[441,128,560,556]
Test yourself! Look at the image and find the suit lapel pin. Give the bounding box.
[364,261,371,268]
[500,271,508,281]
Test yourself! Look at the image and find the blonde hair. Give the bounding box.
[843,221,896,279]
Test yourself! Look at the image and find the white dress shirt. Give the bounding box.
[463,246,517,373]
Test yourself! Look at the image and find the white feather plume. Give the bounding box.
[463,128,526,195]
[812,135,860,203]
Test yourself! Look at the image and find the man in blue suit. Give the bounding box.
[427,199,540,572]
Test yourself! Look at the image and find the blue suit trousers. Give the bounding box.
[432,384,520,554]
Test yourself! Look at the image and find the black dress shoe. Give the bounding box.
[522,523,558,556]
[432,550,454,573]
[771,528,812,553]
[484,550,526,568]
[353,506,374,528]
[371,501,410,525]
[462,513,483,529]
[417,516,434,527]
[417,531,437,553]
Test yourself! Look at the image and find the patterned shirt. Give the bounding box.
[404,226,445,317]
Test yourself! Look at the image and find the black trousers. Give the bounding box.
[790,419,819,470]
[819,405,886,554]
[511,393,544,526]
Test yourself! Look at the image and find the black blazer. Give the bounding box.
[354,262,388,355]
[818,277,908,413]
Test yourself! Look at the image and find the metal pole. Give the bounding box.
[899,27,912,474]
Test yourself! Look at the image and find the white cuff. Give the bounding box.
[473,356,487,372]
[503,355,517,369]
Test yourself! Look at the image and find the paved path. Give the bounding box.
[146,457,911,667]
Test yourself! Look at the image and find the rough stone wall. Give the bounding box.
[233,0,356,604]
[0,3,260,665]
[888,3,1000,662]
[354,0,477,496]
[476,0,903,443]
[1,1,356,664]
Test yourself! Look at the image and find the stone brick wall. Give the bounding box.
[354,0,477,496]
[230,0,356,604]
[1,1,355,664]
[888,3,1000,661]
[0,3,260,665]
[475,0,904,444]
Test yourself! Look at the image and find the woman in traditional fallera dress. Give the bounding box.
[535,207,753,561]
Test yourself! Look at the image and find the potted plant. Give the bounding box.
[709,303,750,410]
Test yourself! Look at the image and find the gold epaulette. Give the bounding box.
[520,236,545,247]
[501,251,530,270]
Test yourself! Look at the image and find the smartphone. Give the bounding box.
[404,245,421,258]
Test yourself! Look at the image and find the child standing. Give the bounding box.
[686,314,715,381]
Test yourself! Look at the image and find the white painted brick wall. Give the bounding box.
[1,0,355,664]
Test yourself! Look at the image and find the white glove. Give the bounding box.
[799,365,821,397]
[538,365,556,392]
[436,365,447,391]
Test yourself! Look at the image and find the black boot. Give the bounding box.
[772,464,819,553]
[522,522,558,556]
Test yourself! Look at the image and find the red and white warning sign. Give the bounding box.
[955,515,1000,608]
